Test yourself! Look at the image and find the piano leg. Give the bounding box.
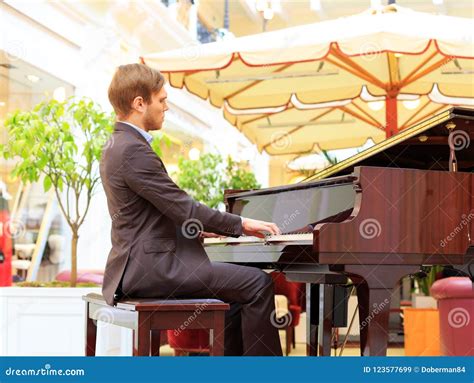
[355,279,369,355]
[305,283,334,356]
[318,284,334,356]
[306,283,318,356]
[346,265,419,356]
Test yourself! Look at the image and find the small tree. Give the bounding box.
[173,153,260,208]
[1,98,114,286]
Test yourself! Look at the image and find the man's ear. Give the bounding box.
[131,96,146,113]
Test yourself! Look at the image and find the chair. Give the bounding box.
[270,271,306,355]
[83,293,229,356]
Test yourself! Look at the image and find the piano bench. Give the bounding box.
[83,293,229,356]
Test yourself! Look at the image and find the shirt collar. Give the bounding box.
[118,121,153,145]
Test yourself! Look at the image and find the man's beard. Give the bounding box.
[143,110,161,132]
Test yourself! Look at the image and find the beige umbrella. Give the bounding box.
[143,4,474,156]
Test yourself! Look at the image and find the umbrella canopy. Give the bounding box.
[143,4,474,156]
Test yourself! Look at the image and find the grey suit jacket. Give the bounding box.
[100,122,243,305]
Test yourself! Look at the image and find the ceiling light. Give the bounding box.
[26,74,40,83]
[367,101,384,111]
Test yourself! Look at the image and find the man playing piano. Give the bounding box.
[100,63,283,356]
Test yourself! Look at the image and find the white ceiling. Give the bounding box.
[0,50,74,120]
[198,0,474,36]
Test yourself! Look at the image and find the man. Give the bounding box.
[100,63,283,356]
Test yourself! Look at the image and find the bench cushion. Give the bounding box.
[83,293,229,311]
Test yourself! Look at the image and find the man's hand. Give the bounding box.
[242,217,281,238]
[200,232,224,239]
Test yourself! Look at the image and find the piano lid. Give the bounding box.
[308,107,474,180]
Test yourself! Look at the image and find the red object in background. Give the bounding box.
[430,277,474,356]
[0,200,13,286]
[55,269,104,285]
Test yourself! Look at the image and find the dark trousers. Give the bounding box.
[187,262,283,356]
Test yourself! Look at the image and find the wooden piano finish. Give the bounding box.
[315,166,472,265]
[205,107,474,356]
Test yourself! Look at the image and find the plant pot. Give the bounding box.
[0,287,132,356]
[412,294,437,308]
[403,308,441,356]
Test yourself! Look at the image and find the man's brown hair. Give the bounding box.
[108,63,165,118]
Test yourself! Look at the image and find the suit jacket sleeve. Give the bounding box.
[122,143,243,237]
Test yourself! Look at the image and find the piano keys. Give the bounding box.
[204,106,474,356]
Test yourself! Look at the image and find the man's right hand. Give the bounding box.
[241,217,281,238]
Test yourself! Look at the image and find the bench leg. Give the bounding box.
[151,330,161,356]
[136,313,151,356]
[209,312,225,356]
[85,303,97,356]
[132,331,137,356]
[285,326,293,356]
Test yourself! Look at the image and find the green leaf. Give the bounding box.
[174,153,260,208]
[43,175,52,192]
[0,95,114,230]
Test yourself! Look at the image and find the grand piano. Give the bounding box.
[204,107,474,356]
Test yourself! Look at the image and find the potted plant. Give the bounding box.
[403,266,444,356]
[1,97,114,287]
[173,153,260,208]
[0,97,122,356]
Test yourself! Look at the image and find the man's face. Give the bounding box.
[143,87,168,132]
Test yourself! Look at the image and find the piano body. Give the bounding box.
[204,107,474,356]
